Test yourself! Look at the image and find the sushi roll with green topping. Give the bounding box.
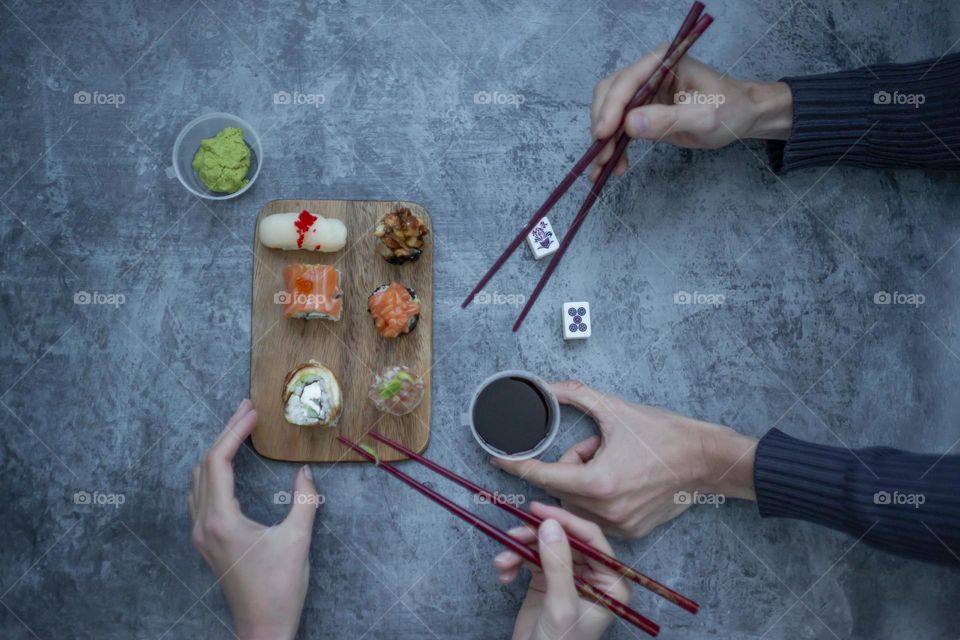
[369,366,425,416]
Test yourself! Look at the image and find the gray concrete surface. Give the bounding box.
[2,1,960,638]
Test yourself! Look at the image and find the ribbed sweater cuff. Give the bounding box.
[766,54,960,172]
[754,428,960,566]
[754,428,854,525]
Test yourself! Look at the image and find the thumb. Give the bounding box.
[623,102,706,142]
[550,380,616,438]
[492,457,589,496]
[282,465,320,532]
[537,519,579,637]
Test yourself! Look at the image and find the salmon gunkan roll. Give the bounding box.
[281,264,343,320]
[367,282,421,338]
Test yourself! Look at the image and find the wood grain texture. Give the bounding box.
[250,199,432,462]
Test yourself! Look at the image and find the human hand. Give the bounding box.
[189,400,320,640]
[494,503,631,640]
[588,44,793,180]
[492,381,757,537]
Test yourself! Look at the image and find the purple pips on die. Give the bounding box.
[562,301,591,340]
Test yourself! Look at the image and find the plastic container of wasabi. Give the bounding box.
[169,113,262,201]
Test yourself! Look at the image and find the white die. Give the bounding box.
[562,302,591,339]
[526,217,559,260]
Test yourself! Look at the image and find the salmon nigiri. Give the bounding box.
[282,264,343,320]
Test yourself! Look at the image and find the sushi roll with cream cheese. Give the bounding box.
[282,361,343,427]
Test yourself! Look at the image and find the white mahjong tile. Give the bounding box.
[526,217,559,260]
[562,301,591,339]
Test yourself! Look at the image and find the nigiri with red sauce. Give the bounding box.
[259,209,347,252]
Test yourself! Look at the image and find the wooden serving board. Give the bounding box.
[250,199,432,462]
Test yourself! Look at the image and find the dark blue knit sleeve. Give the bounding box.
[754,428,960,566]
[766,53,960,172]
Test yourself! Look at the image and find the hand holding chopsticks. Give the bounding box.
[367,429,699,614]
[340,431,701,636]
[339,435,662,636]
[494,508,633,640]
[462,2,714,331]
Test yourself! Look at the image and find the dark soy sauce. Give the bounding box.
[473,377,550,454]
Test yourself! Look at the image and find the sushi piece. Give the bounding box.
[369,366,425,416]
[281,264,343,320]
[282,361,343,427]
[367,282,421,338]
[374,206,429,264]
[259,210,347,252]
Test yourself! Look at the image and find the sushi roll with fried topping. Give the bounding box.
[374,206,430,264]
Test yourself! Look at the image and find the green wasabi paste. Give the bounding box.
[192,127,250,193]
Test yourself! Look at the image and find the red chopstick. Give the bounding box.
[461,3,713,331]
[338,435,661,636]
[368,429,699,614]
[461,2,705,313]
[512,13,713,331]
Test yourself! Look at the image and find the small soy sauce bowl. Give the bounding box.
[467,370,560,461]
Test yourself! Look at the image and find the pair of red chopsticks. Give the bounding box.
[339,431,698,637]
[462,2,714,331]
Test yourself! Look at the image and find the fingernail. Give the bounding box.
[540,519,564,542]
[489,457,500,468]
[494,551,512,564]
[507,526,527,536]
[302,464,313,481]
[628,111,648,135]
[498,574,513,583]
